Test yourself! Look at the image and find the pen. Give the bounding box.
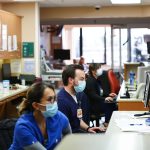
[130,124,142,126]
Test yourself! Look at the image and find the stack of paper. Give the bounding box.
[115,118,150,133]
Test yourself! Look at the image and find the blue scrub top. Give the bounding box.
[57,88,89,133]
[9,111,69,150]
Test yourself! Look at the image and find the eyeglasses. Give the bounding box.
[47,96,56,103]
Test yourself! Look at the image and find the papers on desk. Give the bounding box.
[115,118,150,133]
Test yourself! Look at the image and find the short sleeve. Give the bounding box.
[15,123,38,147]
[60,112,70,131]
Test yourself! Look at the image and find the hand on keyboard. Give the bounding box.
[105,97,113,103]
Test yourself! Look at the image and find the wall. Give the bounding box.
[40,6,150,24]
[2,2,40,77]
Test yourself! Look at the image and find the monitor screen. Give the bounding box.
[53,49,70,60]
[137,66,150,84]
[147,42,150,54]
[2,63,11,80]
[143,71,150,107]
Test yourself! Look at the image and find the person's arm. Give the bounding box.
[86,78,114,102]
[23,142,46,150]
[62,123,72,136]
[57,98,71,120]
[80,119,105,133]
[14,123,46,149]
[85,78,105,101]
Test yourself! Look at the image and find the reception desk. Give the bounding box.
[117,81,148,111]
[0,85,28,120]
[0,85,28,102]
[55,111,150,150]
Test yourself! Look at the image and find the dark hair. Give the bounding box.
[18,82,55,115]
[79,56,85,65]
[62,64,84,86]
[88,63,101,76]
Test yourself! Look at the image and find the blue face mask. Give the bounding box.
[41,102,58,118]
[74,80,86,93]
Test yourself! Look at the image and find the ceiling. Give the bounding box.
[0,0,150,7]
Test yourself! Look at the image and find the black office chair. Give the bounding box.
[0,118,17,150]
[90,112,105,127]
[19,74,36,85]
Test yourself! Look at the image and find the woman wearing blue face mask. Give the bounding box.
[9,82,71,150]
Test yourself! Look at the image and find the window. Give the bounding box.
[131,28,150,62]
[82,27,106,63]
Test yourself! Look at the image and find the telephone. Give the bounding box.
[134,83,145,99]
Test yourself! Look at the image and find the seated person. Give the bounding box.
[84,63,118,127]
[57,64,105,133]
[9,82,71,150]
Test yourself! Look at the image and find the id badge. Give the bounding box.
[77,108,83,119]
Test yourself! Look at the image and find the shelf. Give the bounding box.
[0,50,21,59]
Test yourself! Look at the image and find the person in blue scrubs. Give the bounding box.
[9,82,71,150]
[57,64,105,133]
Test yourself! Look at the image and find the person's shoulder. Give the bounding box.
[57,88,70,103]
[57,111,68,120]
[57,87,65,96]
[86,76,96,84]
[16,113,34,128]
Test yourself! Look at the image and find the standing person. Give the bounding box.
[57,64,105,133]
[9,82,71,150]
[79,56,89,74]
[84,63,117,127]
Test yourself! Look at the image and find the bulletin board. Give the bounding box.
[22,42,34,58]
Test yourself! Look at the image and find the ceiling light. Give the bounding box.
[111,0,141,4]
[13,0,43,2]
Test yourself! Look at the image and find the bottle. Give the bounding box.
[3,80,10,93]
[0,82,3,94]
[129,71,135,86]
[21,79,25,86]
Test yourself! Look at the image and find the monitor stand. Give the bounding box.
[134,105,150,117]
[134,112,150,117]
[147,54,150,62]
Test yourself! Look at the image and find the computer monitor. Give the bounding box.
[134,71,150,117]
[137,66,150,84]
[147,42,150,54]
[143,71,150,108]
[2,63,11,80]
[53,49,70,60]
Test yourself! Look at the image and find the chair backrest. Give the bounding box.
[108,69,120,94]
[19,74,36,85]
[0,118,17,150]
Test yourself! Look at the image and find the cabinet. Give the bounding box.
[0,10,21,59]
[124,62,141,81]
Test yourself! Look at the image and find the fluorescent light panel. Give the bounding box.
[111,0,141,4]
[13,0,43,1]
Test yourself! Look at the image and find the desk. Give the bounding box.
[106,111,146,134]
[0,85,28,102]
[0,85,28,120]
[117,81,148,111]
[55,111,150,150]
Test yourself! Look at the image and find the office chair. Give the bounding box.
[19,74,36,85]
[90,112,105,127]
[108,69,120,94]
[0,118,17,150]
